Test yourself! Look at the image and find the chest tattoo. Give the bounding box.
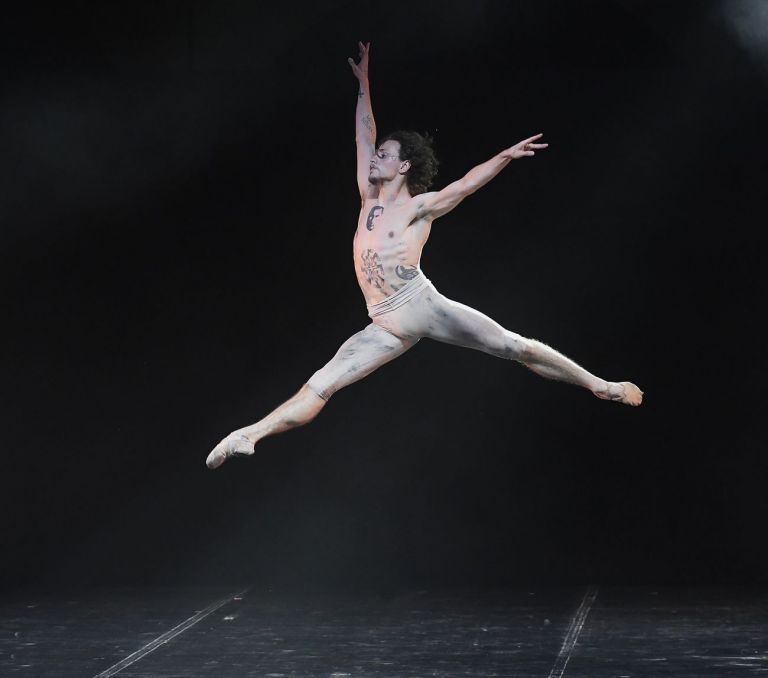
[360,249,386,289]
[366,205,384,231]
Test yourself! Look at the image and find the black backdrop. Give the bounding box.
[3,0,766,594]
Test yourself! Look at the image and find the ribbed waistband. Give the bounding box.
[366,271,431,318]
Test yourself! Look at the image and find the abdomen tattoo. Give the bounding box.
[395,264,419,280]
[360,249,386,289]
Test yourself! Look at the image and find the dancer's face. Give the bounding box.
[369,140,403,183]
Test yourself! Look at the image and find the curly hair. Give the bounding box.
[378,130,439,196]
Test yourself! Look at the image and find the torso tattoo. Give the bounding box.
[354,200,428,300]
[366,205,384,231]
[395,264,419,280]
[360,249,386,289]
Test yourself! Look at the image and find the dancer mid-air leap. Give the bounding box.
[206,41,642,469]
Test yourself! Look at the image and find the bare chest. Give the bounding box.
[351,200,431,299]
[353,202,412,246]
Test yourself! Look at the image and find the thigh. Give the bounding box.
[306,323,418,400]
[420,290,528,360]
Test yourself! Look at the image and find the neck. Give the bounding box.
[377,179,411,204]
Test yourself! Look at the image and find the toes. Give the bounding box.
[594,382,643,406]
[625,383,643,406]
[205,452,221,469]
[206,435,253,469]
[205,436,253,469]
[206,444,227,469]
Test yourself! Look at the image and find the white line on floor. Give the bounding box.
[93,588,249,678]
[547,585,599,678]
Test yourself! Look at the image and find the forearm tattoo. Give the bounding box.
[360,249,385,289]
[395,264,419,280]
[366,205,384,231]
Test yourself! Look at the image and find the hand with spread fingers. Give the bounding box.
[348,40,370,82]
[502,133,549,160]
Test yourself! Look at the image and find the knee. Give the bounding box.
[305,365,335,402]
[503,332,534,362]
[299,383,330,416]
[518,337,547,363]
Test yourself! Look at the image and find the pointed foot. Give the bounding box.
[206,433,255,469]
[594,381,643,406]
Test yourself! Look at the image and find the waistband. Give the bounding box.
[366,270,432,318]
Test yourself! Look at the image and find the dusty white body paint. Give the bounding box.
[306,269,530,401]
[207,180,639,468]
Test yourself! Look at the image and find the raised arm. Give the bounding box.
[416,133,549,220]
[348,41,377,200]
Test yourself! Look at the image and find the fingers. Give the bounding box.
[347,60,362,78]
[521,132,544,145]
[349,41,370,75]
[516,132,549,158]
[522,147,547,156]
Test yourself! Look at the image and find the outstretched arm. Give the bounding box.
[416,133,548,220]
[348,41,377,201]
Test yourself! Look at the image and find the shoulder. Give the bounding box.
[411,192,438,220]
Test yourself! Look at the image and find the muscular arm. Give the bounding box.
[348,42,377,200]
[416,133,548,220]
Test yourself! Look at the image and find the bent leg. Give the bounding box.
[419,291,642,405]
[206,324,417,468]
[305,322,418,401]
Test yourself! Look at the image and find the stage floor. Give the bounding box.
[2,586,767,677]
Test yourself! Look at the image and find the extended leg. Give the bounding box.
[205,384,326,469]
[418,291,642,405]
[206,323,417,468]
[518,338,642,405]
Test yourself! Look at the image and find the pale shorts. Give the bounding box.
[306,270,528,401]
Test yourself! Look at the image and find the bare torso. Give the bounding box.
[353,196,432,305]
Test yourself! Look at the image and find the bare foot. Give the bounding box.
[594,381,643,406]
[206,432,255,469]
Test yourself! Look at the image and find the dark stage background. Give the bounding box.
[2,1,766,595]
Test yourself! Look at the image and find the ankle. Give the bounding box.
[231,428,259,444]
[592,379,610,394]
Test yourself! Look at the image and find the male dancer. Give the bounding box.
[206,41,642,469]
